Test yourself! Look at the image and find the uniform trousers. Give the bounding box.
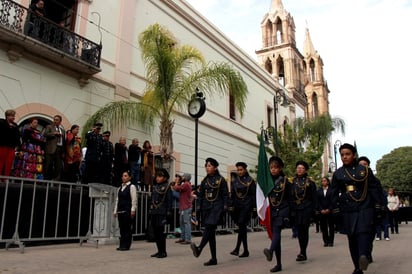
[269,224,283,265]
[199,224,217,260]
[297,224,310,256]
[234,222,248,252]
[348,232,370,269]
[118,212,133,249]
[153,224,167,254]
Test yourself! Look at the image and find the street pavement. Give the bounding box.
[1,223,411,274]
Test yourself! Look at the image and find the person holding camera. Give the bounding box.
[262,156,292,273]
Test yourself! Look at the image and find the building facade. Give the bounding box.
[0,0,331,181]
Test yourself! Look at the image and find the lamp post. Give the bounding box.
[334,140,342,168]
[273,89,289,156]
[188,89,206,188]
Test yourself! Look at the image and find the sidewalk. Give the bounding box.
[1,223,411,274]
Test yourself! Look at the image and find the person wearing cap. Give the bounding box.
[229,162,256,258]
[190,157,229,266]
[83,122,103,183]
[113,170,137,251]
[331,144,385,274]
[149,168,173,258]
[100,131,114,185]
[290,160,317,263]
[263,156,292,273]
[173,172,193,244]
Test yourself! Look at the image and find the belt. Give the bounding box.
[346,185,356,192]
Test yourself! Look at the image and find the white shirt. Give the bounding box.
[113,182,137,214]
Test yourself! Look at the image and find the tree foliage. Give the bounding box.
[376,146,412,192]
[270,113,345,182]
[82,23,248,159]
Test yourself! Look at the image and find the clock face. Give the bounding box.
[188,98,206,118]
[189,100,201,115]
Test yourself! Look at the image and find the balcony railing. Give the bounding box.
[0,0,101,85]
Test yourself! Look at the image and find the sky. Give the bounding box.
[185,0,412,171]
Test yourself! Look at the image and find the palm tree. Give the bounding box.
[83,23,248,160]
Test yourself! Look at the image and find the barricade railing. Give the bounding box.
[1,176,263,252]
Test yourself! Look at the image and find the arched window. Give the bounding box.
[276,55,285,86]
[275,18,282,45]
[311,93,319,118]
[309,59,316,82]
[265,58,273,74]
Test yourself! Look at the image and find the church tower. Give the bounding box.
[303,27,330,118]
[256,0,330,120]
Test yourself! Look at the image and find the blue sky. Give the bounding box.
[186,0,412,171]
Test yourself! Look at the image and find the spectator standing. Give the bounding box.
[113,136,128,187]
[24,0,46,36]
[290,160,317,262]
[83,122,103,183]
[171,174,181,235]
[44,115,65,181]
[128,138,142,189]
[190,158,229,266]
[149,168,173,258]
[0,109,21,180]
[63,124,81,182]
[316,177,335,247]
[14,118,45,179]
[141,140,155,191]
[387,187,400,235]
[113,171,137,251]
[174,173,193,244]
[100,131,114,185]
[229,162,256,258]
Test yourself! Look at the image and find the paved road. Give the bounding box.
[1,223,411,274]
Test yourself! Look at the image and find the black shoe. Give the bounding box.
[323,243,328,247]
[328,243,334,247]
[263,248,273,261]
[230,249,239,256]
[117,247,129,251]
[359,255,369,271]
[190,243,200,258]
[368,255,373,263]
[150,252,159,257]
[156,252,167,258]
[180,241,191,245]
[270,265,282,272]
[296,254,307,261]
[239,251,249,258]
[203,259,217,266]
[352,269,364,274]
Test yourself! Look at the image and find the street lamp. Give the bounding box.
[188,88,206,188]
[334,140,342,168]
[273,89,289,156]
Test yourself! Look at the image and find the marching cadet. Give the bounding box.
[331,144,385,274]
[290,160,317,262]
[229,162,256,258]
[263,156,292,273]
[149,168,173,258]
[191,157,229,266]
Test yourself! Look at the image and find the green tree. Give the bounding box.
[376,146,412,192]
[82,23,248,159]
[273,113,345,181]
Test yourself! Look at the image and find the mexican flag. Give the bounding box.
[256,131,273,238]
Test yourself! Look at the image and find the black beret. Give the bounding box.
[358,156,370,165]
[295,160,309,170]
[235,162,247,169]
[102,131,111,136]
[205,157,219,167]
[339,143,357,154]
[269,156,284,167]
[94,122,103,128]
[156,168,170,180]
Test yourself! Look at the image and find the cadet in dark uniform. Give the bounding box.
[229,162,256,258]
[316,177,335,247]
[83,122,103,183]
[191,157,229,266]
[331,144,385,274]
[290,160,317,262]
[262,156,292,273]
[149,168,173,258]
